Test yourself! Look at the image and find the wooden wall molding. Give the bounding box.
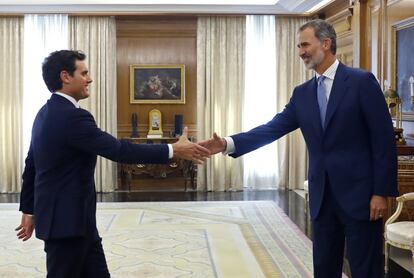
[349,0,372,69]
[332,12,353,44]
[326,7,353,30]
[116,17,197,37]
[323,3,354,67]
[387,0,404,7]
[318,0,350,19]
[117,30,196,38]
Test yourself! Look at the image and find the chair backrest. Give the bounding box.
[398,192,414,221]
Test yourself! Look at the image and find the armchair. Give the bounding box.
[384,192,414,275]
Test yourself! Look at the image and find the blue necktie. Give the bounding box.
[317,76,327,128]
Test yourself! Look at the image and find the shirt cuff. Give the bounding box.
[223,137,235,155]
[168,144,173,159]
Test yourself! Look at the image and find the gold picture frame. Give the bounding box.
[130,64,185,104]
[391,16,414,121]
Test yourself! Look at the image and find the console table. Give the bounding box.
[119,137,197,191]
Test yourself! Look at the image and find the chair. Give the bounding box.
[303,180,309,214]
[384,192,414,276]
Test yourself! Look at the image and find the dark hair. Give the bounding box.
[42,50,86,92]
[299,19,337,55]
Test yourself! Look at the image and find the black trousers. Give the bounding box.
[44,231,110,278]
[312,182,383,278]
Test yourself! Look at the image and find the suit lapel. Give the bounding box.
[324,63,350,131]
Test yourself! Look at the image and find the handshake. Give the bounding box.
[171,127,226,164]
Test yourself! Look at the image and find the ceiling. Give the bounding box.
[0,0,334,14]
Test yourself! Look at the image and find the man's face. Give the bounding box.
[63,60,92,101]
[297,27,327,70]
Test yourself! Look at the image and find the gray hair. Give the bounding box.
[299,19,337,55]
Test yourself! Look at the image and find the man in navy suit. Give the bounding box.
[199,19,398,277]
[15,50,210,278]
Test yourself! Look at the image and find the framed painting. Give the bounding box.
[130,64,185,104]
[391,16,414,121]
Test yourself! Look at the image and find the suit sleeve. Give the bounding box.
[359,72,398,197]
[230,91,299,158]
[19,143,35,214]
[65,109,169,164]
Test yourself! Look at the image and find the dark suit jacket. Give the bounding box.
[20,94,169,240]
[230,63,398,220]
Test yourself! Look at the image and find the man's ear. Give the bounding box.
[323,38,332,51]
[60,71,70,84]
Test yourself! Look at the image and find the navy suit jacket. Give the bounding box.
[20,94,169,240]
[230,63,398,220]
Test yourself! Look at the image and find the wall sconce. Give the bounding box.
[384,80,405,145]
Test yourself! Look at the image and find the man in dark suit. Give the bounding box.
[15,50,210,278]
[199,19,398,277]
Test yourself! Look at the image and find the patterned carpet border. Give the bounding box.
[0,201,313,278]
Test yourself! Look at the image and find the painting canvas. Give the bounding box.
[130,64,185,104]
[393,17,414,120]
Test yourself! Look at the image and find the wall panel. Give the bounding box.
[116,16,197,139]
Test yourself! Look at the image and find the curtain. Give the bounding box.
[23,15,69,162]
[275,17,312,190]
[197,16,245,191]
[69,16,117,192]
[0,17,24,193]
[243,15,278,189]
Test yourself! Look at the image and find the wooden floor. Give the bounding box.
[1,189,410,278]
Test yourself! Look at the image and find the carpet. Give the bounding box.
[0,201,314,277]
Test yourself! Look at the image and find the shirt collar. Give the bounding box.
[315,59,339,80]
[54,92,80,108]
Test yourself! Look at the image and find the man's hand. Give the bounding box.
[15,213,35,241]
[172,127,210,164]
[369,195,387,221]
[197,132,227,155]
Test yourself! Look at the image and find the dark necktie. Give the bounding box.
[317,76,327,128]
